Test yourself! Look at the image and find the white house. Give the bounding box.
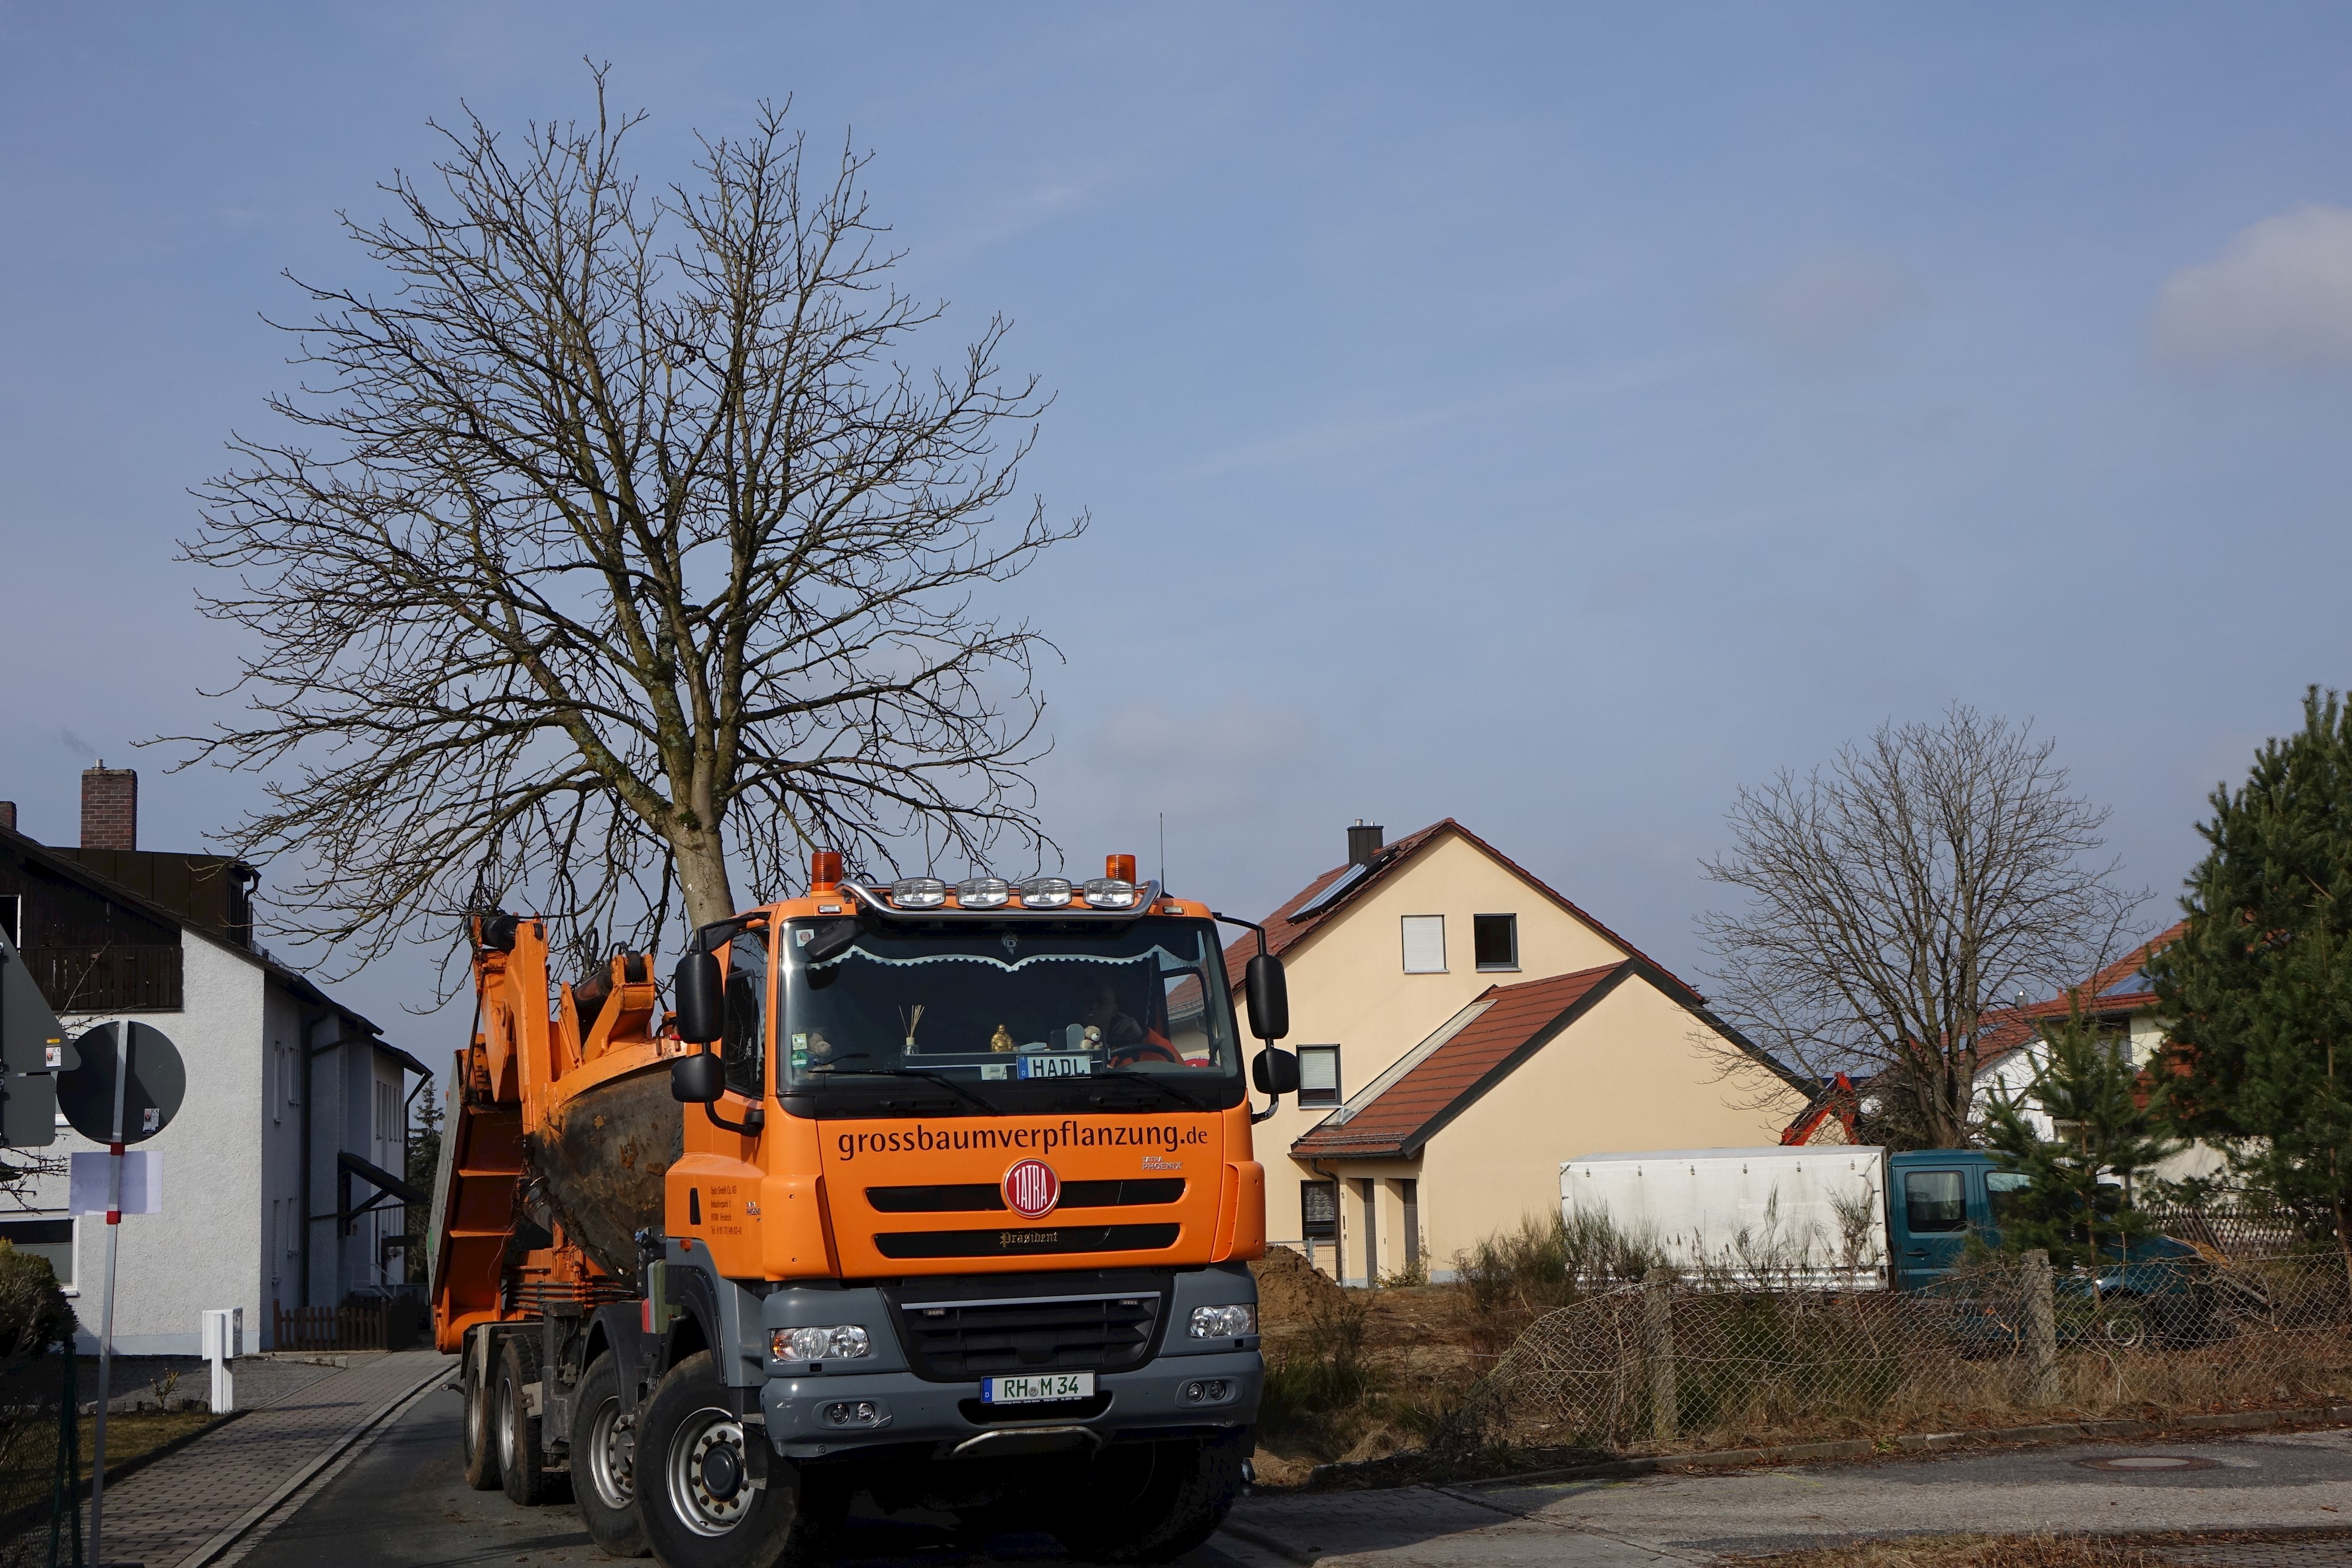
[0,769,427,1354]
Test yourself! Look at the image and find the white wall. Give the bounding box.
[38,930,269,1355]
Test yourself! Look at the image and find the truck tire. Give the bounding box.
[636,1350,841,1568]
[498,1336,567,1506]
[1052,1428,1250,1563]
[571,1352,649,1558]
[461,1329,502,1492]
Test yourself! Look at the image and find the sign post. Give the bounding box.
[61,1020,183,1568]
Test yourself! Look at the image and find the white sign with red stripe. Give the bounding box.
[1002,1158,1060,1219]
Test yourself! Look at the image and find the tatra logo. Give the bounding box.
[1003,1158,1060,1219]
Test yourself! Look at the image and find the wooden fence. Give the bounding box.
[272,1299,420,1353]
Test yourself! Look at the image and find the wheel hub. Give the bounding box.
[589,1400,636,1507]
[668,1411,752,1536]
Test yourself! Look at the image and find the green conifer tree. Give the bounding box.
[1983,1005,2175,1273]
[2149,687,2352,1280]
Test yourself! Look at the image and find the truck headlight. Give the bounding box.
[1188,1304,1255,1339]
[775,1325,872,1361]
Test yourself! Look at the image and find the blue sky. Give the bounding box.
[5,5,2350,1033]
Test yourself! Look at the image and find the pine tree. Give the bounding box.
[1984,1005,2176,1272]
[404,1083,445,1284]
[2150,687,2352,1280]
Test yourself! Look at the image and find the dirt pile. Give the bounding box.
[1250,1245,1345,1330]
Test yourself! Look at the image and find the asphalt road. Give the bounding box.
[229,1388,2352,1567]
[231,1386,1266,1568]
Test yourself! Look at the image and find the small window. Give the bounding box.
[1301,1181,1339,1242]
[1298,1046,1341,1106]
[1473,913,1518,971]
[0,1218,73,1288]
[1401,915,1446,974]
[1903,1170,1968,1233]
[1986,1170,2031,1226]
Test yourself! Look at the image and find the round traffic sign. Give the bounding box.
[61,1022,185,1144]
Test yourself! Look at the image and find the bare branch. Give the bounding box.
[163,71,1083,991]
[1697,704,2147,1148]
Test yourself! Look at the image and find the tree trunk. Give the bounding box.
[673,828,740,934]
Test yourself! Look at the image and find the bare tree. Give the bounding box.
[172,73,1082,977]
[1697,704,2144,1150]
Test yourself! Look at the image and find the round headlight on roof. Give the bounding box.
[1018,876,1073,908]
[1082,877,1139,909]
[889,877,947,909]
[954,876,1011,909]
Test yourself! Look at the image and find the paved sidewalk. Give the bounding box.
[86,1347,447,1568]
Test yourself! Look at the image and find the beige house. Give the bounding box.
[1227,820,1808,1283]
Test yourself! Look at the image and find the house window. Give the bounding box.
[1401,915,1446,974]
[0,1217,74,1288]
[1298,1046,1341,1106]
[1301,1181,1339,1242]
[271,1044,283,1125]
[1473,913,1518,971]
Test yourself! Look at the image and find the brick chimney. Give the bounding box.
[82,764,137,850]
[1347,820,1384,868]
[0,802,14,835]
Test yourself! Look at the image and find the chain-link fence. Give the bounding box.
[0,1341,83,1568]
[1437,1250,2352,1459]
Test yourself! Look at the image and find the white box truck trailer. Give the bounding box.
[1561,1147,1889,1289]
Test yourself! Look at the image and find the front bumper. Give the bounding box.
[759,1350,1263,1459]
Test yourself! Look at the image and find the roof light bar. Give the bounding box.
[954,876,1011,909]
[1082,877,1139,909]
[1018,876,1073,909]
[889,877,947,909]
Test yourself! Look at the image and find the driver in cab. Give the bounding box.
[1077,977,1181,1066]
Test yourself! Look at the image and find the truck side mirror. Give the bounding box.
[673,948,725,1044]
[1244,953,1289,1042]
[1252,1048,1301,1097]
[671,1051,725,1104]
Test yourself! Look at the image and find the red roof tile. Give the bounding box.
[1969,923,2184,1075]
[1289,963,1633,1159]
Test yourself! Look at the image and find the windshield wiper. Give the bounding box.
[1089,1070,1218,1112]
[802,1065,996,1115]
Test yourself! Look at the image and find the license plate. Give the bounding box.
[980,1372,1095,1404]
[1018,1054,1092,1080]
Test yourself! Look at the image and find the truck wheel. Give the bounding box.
[1053,1429,1249,1564]
[461,1329,502,1492]
[498,1336,566,1506]
[571,1352,649,1558]
[637,1350,841,1568]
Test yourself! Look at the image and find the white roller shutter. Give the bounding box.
[1401,914,1446,973]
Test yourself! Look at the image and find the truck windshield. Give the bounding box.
[776,917,1243,1113]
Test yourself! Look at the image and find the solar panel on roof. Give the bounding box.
[1288,859,1375,921]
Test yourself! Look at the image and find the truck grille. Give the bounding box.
[881,1271,1171,1381]
[865,1179,1185,1213]
[873,1224,1179,1260]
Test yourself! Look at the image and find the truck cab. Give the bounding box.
[1886,1149,2022,1290]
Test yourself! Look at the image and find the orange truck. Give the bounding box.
[428,851,1301,1567]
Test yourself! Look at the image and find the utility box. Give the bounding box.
[200,1307,242,1412]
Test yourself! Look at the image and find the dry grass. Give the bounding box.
[1732,1530,2352,1567]
[1732,1536,2176,1567]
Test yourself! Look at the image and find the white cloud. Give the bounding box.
[2150,204,2352,369]
[1731,251,1925,363]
